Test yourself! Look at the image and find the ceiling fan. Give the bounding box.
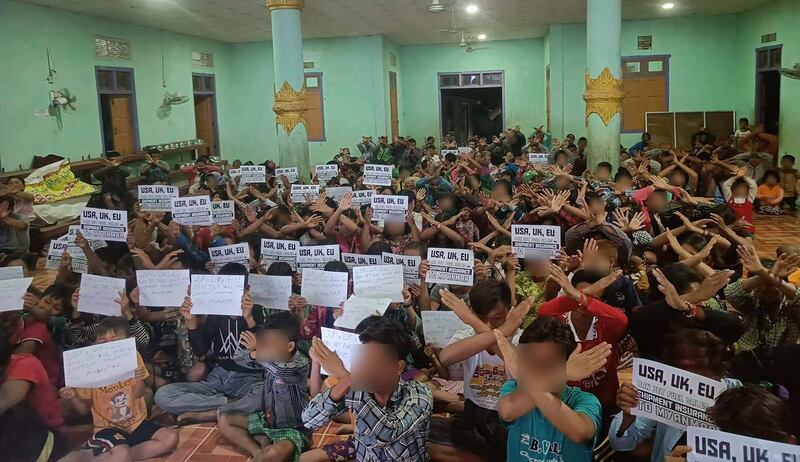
[438,2,459,33]
[462,31,488,53]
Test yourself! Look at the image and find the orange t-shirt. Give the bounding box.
[757,184,782,204]
[76,353,148,432]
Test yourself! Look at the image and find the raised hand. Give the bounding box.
[310,336,348,379]
[566,343,612,381]
[493,329,518,379]
[240,330,257,351]
[501,296,535,337]
[652,268,685,310]
[548,264,581,301]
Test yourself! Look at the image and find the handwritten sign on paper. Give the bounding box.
[0,265,24,280]
[138,185,179,212]
[353,265,403,303]
[325,186,353,203]
[422,311,469,348]
[301,269,348,308]
[209,243,250,272]
[371,195,408,222]
[190,274,245,316]
[382,252,421,284]
[78,274,126,316]
[321,327,361,374]
[632,358,723,430]
[315,164,339,182]
[511,224,561,259]
[528,152,549,165]
[260,239,300,270]
[63,338,138,388]
[296,244,340,271]
[80,207,127,242]
[249,274,292,310]
[341,253,381,269]
[275,167,298,183]
[0,277,33,312]
[211,200,235,225]
[426,247,474,287]
[136,270,189,307]
[351,190,374,207]
[240,165,266,184]
[290,184,320,203]
[171,196,213,226]
[686,426,800,462]
[334,295,391,330]
[363,164,393,186]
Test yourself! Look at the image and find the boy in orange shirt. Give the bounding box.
[757,169,784,215]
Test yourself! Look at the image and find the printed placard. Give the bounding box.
[441,149,459,158]
[301,268,348,307]
[63,337,138,388]
[371,195,408,222]
[353,265,403,303]
[296,244,341,271]
[138,185,179,212]
[334,295,391,330]
[209,243,250,272]
[320,327,360,374]
[0,265,24,281]
[260,239,300,270]
[211,200,235,225]
[171,196,213,226]
[422,311,469,348]
[426,248,474,287]
[290,184,320,203]
[351,190,374,207]
[190,274,245,316]
[632,358,723,430]
[325,186,353,203]
[686,426,800,462]
[228,168,241,180]
[136,270,189,307]
[315,164,339,182]
[249,274,292,310]
[382,252,421,284]
[363,164,393,186]
[528,152,549,165]
[45,238,87,273]
[0,277,33,312]
[341,253,381,269]
[240,165,266,184]
[275,167,298,183]
[78,274,127,316]
[511,224,561,259]
[80,207,127,242]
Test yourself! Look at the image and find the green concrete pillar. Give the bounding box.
[584,0,623,170]
[268,0,310,177]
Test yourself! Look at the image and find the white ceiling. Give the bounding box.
[20,0,770,44]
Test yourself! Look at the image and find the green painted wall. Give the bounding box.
[382,38,403,137]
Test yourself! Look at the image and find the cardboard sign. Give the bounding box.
[686,426,800,462]
[240,165,266,184]
[382,252,421,284]
[353,265,404,303]
[136,270,189,307]
[296,244,340,271]
[334,295,391,330]
[0,265,24,281]
[78,274,127,316]
[190,274,245,316]
[351,189,374,207]
[63,338,138,388]
[0,277,33,312]
[363,164,393,186]
[301,268,348,307]
[341,253,381,269]
[138,185,179,212]
[371,195,408,222]
[260,239,300,270]
[209,243,250,272]
[528,152,549,165]
[80,207,127,242]
[426,247,474,286]
[275,167,298,183]
[632,358,723,430]
[325,186,353,203]
[171,196,213,226]
[511,224,561,259]
[290,184,320,203]
[249,274,292,310]
[422,311,469,348]
[211,200,235,225]
[320,327,360,374]
[315,164,339,182]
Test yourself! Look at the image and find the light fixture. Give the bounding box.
[661,2,675,9]
[477,33,487,40]
[466,4,479,14]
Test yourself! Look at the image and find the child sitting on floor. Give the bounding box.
[757,169,784,215]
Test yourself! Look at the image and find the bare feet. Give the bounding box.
[176,410,218,425]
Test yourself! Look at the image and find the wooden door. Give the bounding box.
[194,95,216,154]
[622,76,666,132]
[304,74,325,141]
[389,71,399,139]
[110,95,134,154]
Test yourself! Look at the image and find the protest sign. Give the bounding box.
[0,265,23,280]
[211,200,235,225]
[631,358,723,430]
[353,265,404,303]
[171,196,213,226]
[320,327,361,374]
[441,149,459,158]
[0,277,33,312]
[80,207,127,242]
[363,164,393,186]
[260,239,300,270]
[426,247,474,286]
[301,268,348,307]
[290,184,320,203]
[371,195,408,221]
[45,238,87,273]
[209,243,250,272]
[228,168,241,180]
[63,337,138,388]
[249,274,292,310]
[341,253,381,269]
[528,152,549,165]
[315,164,339,182]
[686,426,800,462]
[190,274,245,316]
[136,270,189,307]
[78,274,127,316]
[511,224,561,259]
[138,185,179,212]
[351,189,374,207]
[325,186,353,203]
[240,165,266,184]
[422,311,469,348]
[296,244,340,271]
[275,167,298,183]
[382,252,421,284]
[334,295,391,330]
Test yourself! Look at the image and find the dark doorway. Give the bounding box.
[755,45,782,135]
[193,73,219,155]
[440,87,503,144]
[96,67,139,154]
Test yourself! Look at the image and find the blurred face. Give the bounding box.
[350,343,402,393]
[595,167,611,182]
[437,197,454,211]
[566,134,575,144]
[616,176,633,190]
[647,192,668,213]
[554,153,568,168]
[480,303,509,329]
[739,120,748,130]
[669,171,687,187]
[525,258,550,278]
[766,175,778,186]
[732,183,748,198]
[384,220,406,237]
[517,342,567,392]
[578,139,588,150]
[255,329,294,362]
[781,159,794,169]
[96,330,125,344]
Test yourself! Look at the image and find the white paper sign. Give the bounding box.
[301,268,348,307]
[371,195,408,221]
[63,338,138,388]
[209,243,250,272]
[426,248,474,287]
[80,207,127,242]
[441,149,459,158]
[511,224,561,259]
[382,253,421,284]
[341,253,381,269]
[351,189,374,207]
[45,238,88,274]
[240,165,266,184]
[422,311,469,348]
[0,266,24,280]
[363,164,393,186]
[171,196,213,226]
[315,164,339,182]
[686,426,800,462]
[78,274,127,316]
[528,152,549,165]
[260,239,300,270]
[211,200,235,225]
[321,327,361,374]
[290,184,320,203]
[138,185,179,212]
[228,168,241,180]
[325,186,353,203]
[249,274,292,310]
[136,270,189,307]
[334,294,391,330]
[190,274,245,316]
[275,167,298,183]
[631,358,723,430]
[0,277,33,312]
[353,265,404,303]
[297,244,341,271]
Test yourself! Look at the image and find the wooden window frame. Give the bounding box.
[621,55,670,134]
[304,72,326,142]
